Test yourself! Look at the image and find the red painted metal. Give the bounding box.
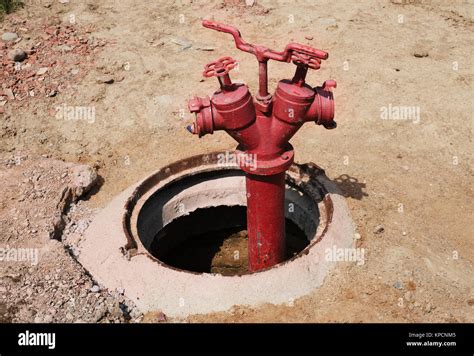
[187,21,337,271]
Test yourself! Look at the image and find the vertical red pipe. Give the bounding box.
[246,172,286,271]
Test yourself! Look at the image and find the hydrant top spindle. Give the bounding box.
[202,20,328,104]
[187,20,338,271]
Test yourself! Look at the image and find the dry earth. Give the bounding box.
[0,0,473,323]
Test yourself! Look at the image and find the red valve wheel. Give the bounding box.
[291,52,322,70]
[203,56,237,78]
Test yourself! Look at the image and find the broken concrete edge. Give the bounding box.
[48,162,99,240]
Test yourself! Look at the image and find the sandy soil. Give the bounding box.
[1,0,473,323]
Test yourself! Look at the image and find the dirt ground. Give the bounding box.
[1,0,473,323]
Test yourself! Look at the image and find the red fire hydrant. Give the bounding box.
[187,21,337,272]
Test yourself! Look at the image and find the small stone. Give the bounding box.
[305,35,314,40]
[393,281,403,290]
[47,89,57,97]
[404,291,412,302]
[8,49,27,62]
[373,224,384,234]
[414,50,429,58]
[2,32,19,42]
[425,303,432,313]
[4,89,15,100]
[59,0,70,3]
[58,44,73,52]
[116,287,125,295]
[90,285,100,293]
[245,0,255,6]
[44,315,53,323]
[65,312,74,321]
[70,165,98,199]
[402,231,407,236]
[354,233,361,240]
[96,75,114,84]
[36,67,49,76]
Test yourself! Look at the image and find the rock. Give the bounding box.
[4,89,15,100]
[58,44,73,52]
[96,75,114,84]
[65,312,74,321]
[90,285,100,293]
[2,32,19,42]
[8,49,27,62]
[404,291,412,302]
[36,67,49,76]
[44,315,53,323]
[245,0,255,6]
[47,89,57,97]
[413,50,429,58]
[59,0,70,3]
[424,303,432,313]
[305,35,314,40]
[70,165,98,200]
[373,224,384,234]
[393,281,403,290]
[354,233,361,240]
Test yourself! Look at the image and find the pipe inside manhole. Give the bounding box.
[133,167,321,275]
[143,203,311,275]
[79,152,355,317]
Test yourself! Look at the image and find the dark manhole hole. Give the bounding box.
[149,206,309,276]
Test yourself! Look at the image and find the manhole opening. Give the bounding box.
[134,167,322,276]
[149,205,309,276]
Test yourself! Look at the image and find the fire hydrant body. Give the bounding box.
[188,21,337,271]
